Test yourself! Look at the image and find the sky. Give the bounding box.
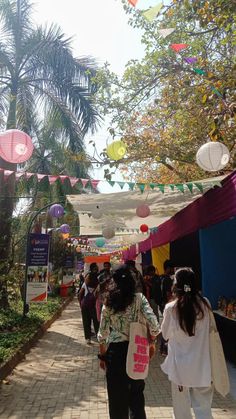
[33,0,159,192]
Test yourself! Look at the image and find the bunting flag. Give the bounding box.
[142,3,162,22]
[170,43,189,52]
[158,28,175,38]
[211,87,223,98]
[128,0,138,6]
[193,68,207,76]
[184,57,198,64]
[0,168,221,196]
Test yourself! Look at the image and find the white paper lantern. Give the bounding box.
[196,142,230,172]
[91,206,102,220]
[102,226,115,239]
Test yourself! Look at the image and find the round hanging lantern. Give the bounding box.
[106,140,126,161]
[196,142,230,172]
[136,204,151,218]
[49,204,64,218]
[76,246,81,253]
[140,224,149,233]
[95,237,106,248]
[60,224,70,234]
[62,233,69,239]
[102,226,115,240]
[91,206,102,220]
[73,239,78,246]
[0,129,34,163]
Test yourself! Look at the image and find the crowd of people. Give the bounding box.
[77,261,216,419]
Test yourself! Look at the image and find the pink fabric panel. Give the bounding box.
[138,238,152,253]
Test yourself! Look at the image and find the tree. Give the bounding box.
[95,0,236,182]
[0,0,100,273]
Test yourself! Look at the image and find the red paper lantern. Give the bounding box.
[0,129,34,163]
[140,224,149,233]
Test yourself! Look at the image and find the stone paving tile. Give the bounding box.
[0,298,236,419]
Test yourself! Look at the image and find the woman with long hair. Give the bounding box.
[161,267,213,419]
[97,265,160,419]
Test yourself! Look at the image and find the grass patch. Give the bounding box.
[0,296,63,364]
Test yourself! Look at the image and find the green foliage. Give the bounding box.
[0,296,63,363]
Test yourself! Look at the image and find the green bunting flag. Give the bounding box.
[108,181,115,187]
[118,182,125,189]
[142,3,162,22]
[193,68,207,76]
[169,184,175,191]
[186,183,193,193]
[128,182,135,191]
[157,184,165,193]
[194,183,204,193]
[175,184,184,193]
[137,183,146,193]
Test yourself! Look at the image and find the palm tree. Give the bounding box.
[0,0,100,276]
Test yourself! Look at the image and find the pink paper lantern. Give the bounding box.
[0,129,34,163]
[136,204,151,218]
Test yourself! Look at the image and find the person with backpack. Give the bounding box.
[78,263,99,344]
[161,267,213,419]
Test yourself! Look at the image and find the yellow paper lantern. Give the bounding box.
[62,233,69,239]
[106,140,126,161]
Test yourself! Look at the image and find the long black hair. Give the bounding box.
[105,265,135,313]
[173,268,209,337]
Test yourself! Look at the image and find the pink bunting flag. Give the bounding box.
[70,177,79,187]
[128,0,138,6]
[48,175,59,184]
[81,179,89,188]
[170,43,189,52]
[184,57,198,64]
[59,175,69,184]
[91,180,100,190]
[37,174,47,182]
[3,170,14,180]
[25,172,34,180]
[15,172,25,180]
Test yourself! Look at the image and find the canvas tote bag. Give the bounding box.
[126,293,149,380]
[209,310,230,397]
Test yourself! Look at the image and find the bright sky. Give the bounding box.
[33,0,159,192]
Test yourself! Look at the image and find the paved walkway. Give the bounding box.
[0,299,236,419]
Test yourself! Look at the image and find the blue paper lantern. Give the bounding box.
[96,237,106,248]
[60,224,70,234]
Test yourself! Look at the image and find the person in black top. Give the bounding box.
[160,259,174,355]
[145,265,162,321]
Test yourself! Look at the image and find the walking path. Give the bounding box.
[0,299,236,419]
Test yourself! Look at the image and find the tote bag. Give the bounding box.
[209,310,230,397]
[126,293,149,380]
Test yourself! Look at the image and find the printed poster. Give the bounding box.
[26,234,50,303]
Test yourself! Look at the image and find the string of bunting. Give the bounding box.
[0,168,222,194]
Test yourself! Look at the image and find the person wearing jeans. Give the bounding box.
[97,265,160,419]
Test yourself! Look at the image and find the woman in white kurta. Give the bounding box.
[161,267,213,419]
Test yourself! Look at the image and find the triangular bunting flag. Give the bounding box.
[25,172,35,180]
[3,170,14,180]
[48,175,59,185]
[108,181,115,187]
[128,182,135,191]
[193,68,206,76]
[186,183,193,193]
[59,175,69,184]
[157,184,165,193]
[142,3,162,22]
[70,178,79,187]
[184,57,198,64]
[37,174,47,182]
[158,28,175,38]
[170,44,189,52]
[128,0,138,6]
[169,184,175,191]
[149,183,155,190]
[194,183,204,193]
[118,182,125,189]
[80,179,89,188]
[91,180,100,190]
[175,184,184,193]
[137,183,145,193]
[15,172,25,180]
[211,87,223,98]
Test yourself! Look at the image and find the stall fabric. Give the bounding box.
[84,255,110,274]
[142,171,236,252]
[170,232,202,289]
[151,244,170,275]
[199,217,236,309]
[141,250,152,271]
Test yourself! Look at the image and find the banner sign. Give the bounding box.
[26,233,50,303]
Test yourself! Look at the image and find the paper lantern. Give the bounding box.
[73,239,78,246]
[136,204,151,218]
[62,233,69,239]
[49,204,64,218]
[60,224,70,234]
[106,140,126,161]
[102,226,115,239]
[92,206,102,220]
[140,224,149,233]
[196,142,230,172]
[0,129,34,163]
[95,237,106,247]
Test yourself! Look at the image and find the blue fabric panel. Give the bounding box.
[199,217,236,309]
[141,250,152,270]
